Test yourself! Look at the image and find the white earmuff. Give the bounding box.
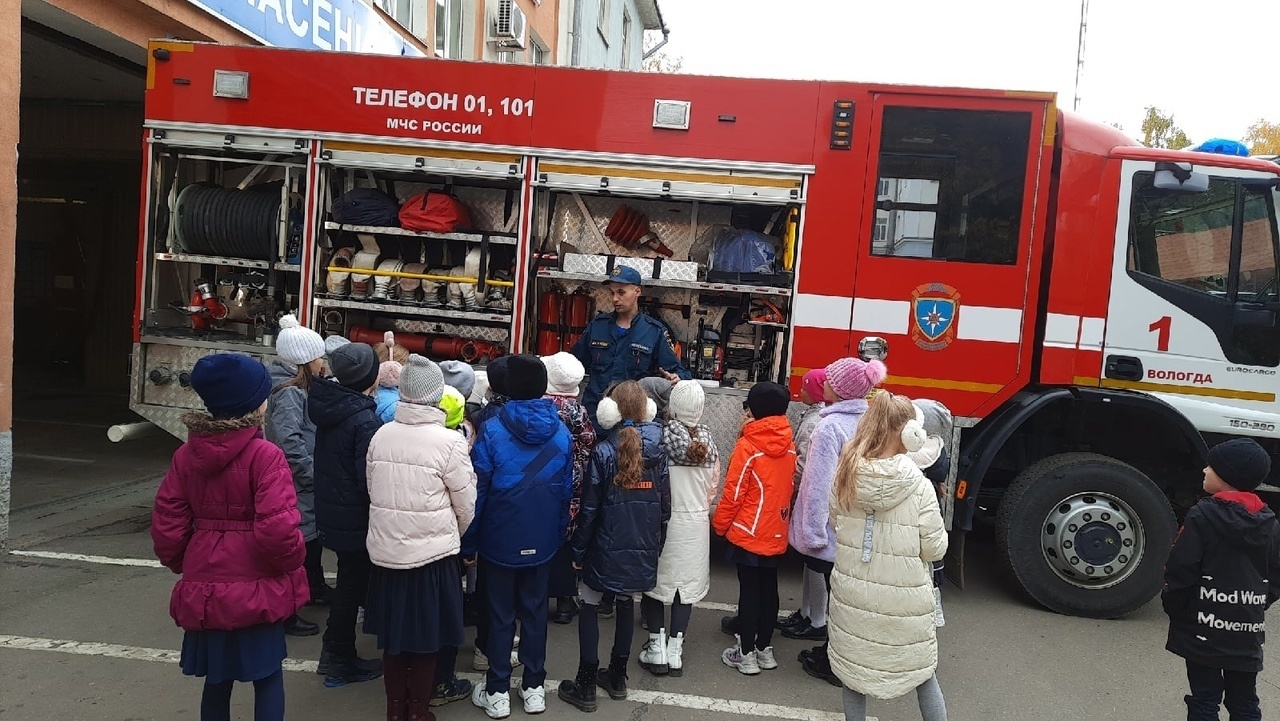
[902,418,928,454]
[644,398,657,422]
[597,397,622,430]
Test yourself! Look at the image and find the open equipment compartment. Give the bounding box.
[310,143,526,365]
[132,128,309,437]
[527,157,809,390]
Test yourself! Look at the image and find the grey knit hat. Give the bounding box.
[439,360,476,400]
[400,354,445,405]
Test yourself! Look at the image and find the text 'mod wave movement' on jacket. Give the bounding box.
[365,402,478,570]
[828,455,948,700]
[711,415,797,557]
[463,398,574,568]
[571,421,672,595]
[263,361,318,542]
[308,378,384,553]
[1164,491,1280,673]
[152,412,309,631]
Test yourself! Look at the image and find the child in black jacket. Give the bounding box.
[1163,438,1280,721]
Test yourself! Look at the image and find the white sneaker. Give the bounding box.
[638,629,669,675]
[721,645,761,675]
[517,685,546,715]
[756,646,778,670]
[471,683,511,719]
[667,633,685,677]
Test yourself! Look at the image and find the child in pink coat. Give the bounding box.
[152,353,309,721]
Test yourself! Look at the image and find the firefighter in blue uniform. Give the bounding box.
[570,265,691,427]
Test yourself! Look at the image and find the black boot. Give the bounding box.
[556,662,598,713]
[284,614,320,636]
[596,655,628,701]
[324,654,383,688]
[552,596,579,625]
[719,615,739,636]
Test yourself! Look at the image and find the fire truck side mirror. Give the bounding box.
[1153,163,1210,193]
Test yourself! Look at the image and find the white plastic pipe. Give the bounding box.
[107,422,161,443]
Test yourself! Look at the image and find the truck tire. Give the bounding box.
[996,452,1176,618]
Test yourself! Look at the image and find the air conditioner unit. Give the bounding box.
[490,0,528,49]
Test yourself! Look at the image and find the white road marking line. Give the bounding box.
[10,551,764,616]
[9,550,163,568]
[0,634,852,721]
[14,453,97,465]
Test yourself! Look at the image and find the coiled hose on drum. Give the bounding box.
[174,183,281,261]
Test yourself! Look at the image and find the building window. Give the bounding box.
[621,10,632,65]
[530,32,549,65]
[597,0,611,43]
[870,107,1031,264]
[379,0,430,41]
[435,0,463,58]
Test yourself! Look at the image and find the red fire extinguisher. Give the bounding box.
[562,291,591,352]
[537,289,565,356]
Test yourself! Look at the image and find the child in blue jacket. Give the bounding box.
[463,355,574,719]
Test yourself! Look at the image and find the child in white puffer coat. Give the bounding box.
[827,392,949,721]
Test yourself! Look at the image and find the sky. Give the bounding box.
[655,0,1280,145]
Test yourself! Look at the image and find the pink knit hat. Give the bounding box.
[801,368,827,402]
[824,357,887,400]
[378,361,403,389]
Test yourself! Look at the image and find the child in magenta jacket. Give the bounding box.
[152,353,309,721]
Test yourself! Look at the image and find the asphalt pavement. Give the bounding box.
[0,414,1277,720]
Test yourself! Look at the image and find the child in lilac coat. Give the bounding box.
[790,357,887,685]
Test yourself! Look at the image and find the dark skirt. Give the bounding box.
[725,543,781,568]
[180,622,286,684]
[363,555,465,656]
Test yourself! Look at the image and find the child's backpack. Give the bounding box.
[399,191,472,234]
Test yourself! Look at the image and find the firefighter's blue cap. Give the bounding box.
[603,265,643,286]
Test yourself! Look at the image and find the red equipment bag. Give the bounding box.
[399,191,472,233]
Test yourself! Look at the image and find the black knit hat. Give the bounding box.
[329,342,379,392]
[486,356,510,397]
[1207,438,1272,492]
[747,381,790,420]
[505,354,548,401]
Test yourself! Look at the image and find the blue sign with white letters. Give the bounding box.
[189,0,425,57]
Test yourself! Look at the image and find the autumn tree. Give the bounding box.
[1140,106,1192,150]
[1243,119,1280,155]
[642,50,684,74]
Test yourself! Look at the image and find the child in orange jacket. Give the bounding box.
[712,382,797,676]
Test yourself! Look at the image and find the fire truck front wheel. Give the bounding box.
[996,452,1176,619]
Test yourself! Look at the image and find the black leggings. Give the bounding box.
[640,593,693,636]
[578,596,634,666]
[736,564,779,653]
[199,670,284,721]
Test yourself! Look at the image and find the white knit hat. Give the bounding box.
[540,352,585,397]
[668,380,705,425]
[275,314,325,365]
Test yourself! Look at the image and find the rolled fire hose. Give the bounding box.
[349,233,382,299]
[449,248,482,310]
[371,259,405,300]
[327,247,355,297]
[398,262,426,304]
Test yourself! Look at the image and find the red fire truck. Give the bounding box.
[132,41,1279,618]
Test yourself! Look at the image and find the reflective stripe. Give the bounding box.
[860,512,875,563]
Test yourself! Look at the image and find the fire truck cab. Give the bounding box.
[132,42,1279,618]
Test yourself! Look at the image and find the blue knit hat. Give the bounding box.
[190,353,272,420]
